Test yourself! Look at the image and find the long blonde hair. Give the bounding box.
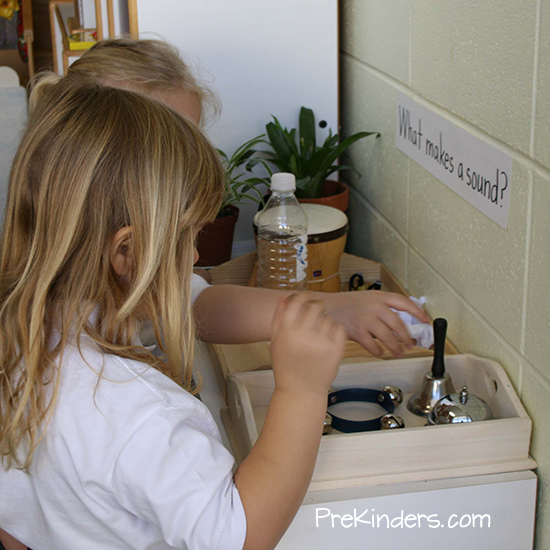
[30,38,220,124]
[0,80,224,470]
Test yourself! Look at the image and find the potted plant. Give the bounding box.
[195,136,266,267]
[248,107,380,211]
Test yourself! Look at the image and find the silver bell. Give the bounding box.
[323,414,333,435]
[380,413,405,429]
[427,386,493,425]
[380,385,403,407]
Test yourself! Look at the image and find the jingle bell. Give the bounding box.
[380,414,405,430]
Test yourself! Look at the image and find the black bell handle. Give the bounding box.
[431,318,447,378]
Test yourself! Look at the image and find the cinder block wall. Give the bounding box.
[340,1,550,546]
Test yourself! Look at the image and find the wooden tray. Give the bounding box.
[207,252,458,398]
[223,354,536,491]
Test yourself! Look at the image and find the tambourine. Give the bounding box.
[323,385,405,435]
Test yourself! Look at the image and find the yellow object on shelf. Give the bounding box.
[67,31,96,50]
[0,0,19,21]
[67,16,96,50]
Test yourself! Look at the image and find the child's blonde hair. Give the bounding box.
[0,79,225,470]
[29,38,220,124]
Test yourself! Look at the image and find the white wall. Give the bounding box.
[135,0,338,245]
[340,2,550,548]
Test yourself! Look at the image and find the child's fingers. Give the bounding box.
[318,313,334,336]
[332,323,348,349]
[368,320,403,357]
[353,330,383,357]
[280,293,314,327]
[293,300,325,330]
[378,308,414,348]
[319,312,339,336]
[382,293,431,324]
[271,297,288,338]
[280,293,324,329]
[312,307,333,332]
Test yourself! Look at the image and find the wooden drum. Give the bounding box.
[253,204,348,293]
[302,204,348,292]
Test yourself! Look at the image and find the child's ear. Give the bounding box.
[110,226,134,278]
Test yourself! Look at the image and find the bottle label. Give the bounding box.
[295,234,308,282]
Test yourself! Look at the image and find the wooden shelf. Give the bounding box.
[49,0,115,75]
[225,355,536,490]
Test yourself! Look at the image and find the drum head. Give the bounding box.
[254,204,348,233]
[300,204,348,235]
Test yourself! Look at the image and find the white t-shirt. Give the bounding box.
[190,273,211,304]
[0,276,247,549]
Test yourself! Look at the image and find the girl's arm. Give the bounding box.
[234,294,346,550]
[0,529,26,550]
[194,284,431,357]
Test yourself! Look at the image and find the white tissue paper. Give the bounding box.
[391,297,434,349]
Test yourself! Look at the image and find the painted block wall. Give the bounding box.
[340,1,550,547]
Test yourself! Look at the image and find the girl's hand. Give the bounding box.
[270,293,347,397]
[325,291,431,358]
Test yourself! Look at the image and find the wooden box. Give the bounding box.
[207,252,458,398]
[222,354,535,491]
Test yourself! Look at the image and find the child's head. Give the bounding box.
[0,79,224,469]
[30,38,219,125]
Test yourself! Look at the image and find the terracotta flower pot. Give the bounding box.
[195,205,239,267]
[297,180,349,212]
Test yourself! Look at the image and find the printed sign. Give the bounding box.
[395,93,512,229]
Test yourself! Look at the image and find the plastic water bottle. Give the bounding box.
[257,173,308,290]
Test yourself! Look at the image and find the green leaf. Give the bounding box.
[296,182,309,192]
[240,193,264,204]
[310,174,326,198]
[299,107,316,159]
[295,173,323,198]
[247,184,267,205]
[245,158,273,177]
[239,177,270,186]
[296,176,312,190]
[271,115,285,131]
[316,132,378,181]
[229,135,266,167]
[238,149,258,162]
[258,107,379,199]
[256,150,280,160]
[322,131,339,149]
[323,164,359,178]
[289,154,299,176]
[286,128,300,157]
[264,158,289,173]
[307,147,333,177]
[266,121,293,166]
[217,132,273,212]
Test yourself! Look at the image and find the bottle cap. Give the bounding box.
[271,173,296,192]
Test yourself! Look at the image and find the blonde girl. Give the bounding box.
[51,37,429,358]
[29,38,213,126]
[0,78,348,549]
